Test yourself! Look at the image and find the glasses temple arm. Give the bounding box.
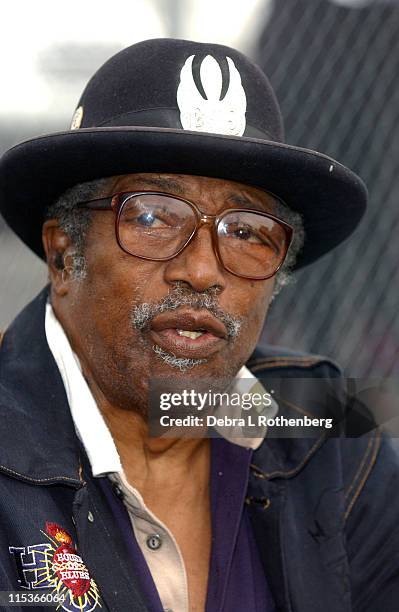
[77,196,114,210]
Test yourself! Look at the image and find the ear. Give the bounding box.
[42,220,74,296]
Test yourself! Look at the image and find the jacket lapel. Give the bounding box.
[0,286,81,483]
[73,474,151,612]
[246,472,291,612]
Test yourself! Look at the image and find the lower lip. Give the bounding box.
[149,329,226,359]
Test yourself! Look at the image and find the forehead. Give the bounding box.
[107,173,278,213]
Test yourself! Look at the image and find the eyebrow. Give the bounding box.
[135,176,185,194]
[227,193,276,213]
[131,178,276,213]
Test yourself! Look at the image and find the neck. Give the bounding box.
[102,401,210,489]
[79,361,210,490]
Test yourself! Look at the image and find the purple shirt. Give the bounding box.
[99,437,275,611]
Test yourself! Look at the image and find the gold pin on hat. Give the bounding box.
[70,105,84,130]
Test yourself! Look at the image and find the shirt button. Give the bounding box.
[112,483,124,500]
[146,534,162,550]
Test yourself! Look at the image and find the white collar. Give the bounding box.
[45,302,276,477]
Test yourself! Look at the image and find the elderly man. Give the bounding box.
[0,38,398,612]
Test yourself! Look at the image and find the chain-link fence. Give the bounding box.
[256,0,399,376]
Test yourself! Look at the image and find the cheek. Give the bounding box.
[206,281,273,373]
[65,259,168,402]
[72,250,170,347]
[79,217,162,300]
[231,279,274,326]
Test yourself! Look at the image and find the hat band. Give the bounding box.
[96,108,274,140]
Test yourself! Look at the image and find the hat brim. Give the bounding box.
[0,126,367,268]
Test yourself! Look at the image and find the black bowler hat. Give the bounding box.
[0,38,367,267]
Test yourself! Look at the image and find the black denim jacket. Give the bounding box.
[0,288,398,612]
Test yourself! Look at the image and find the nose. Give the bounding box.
[163,224,226,293]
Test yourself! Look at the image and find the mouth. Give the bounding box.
[148,310,228,359]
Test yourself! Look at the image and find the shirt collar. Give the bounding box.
[45,302,277,477]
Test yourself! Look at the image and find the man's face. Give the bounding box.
[48,173,277,413]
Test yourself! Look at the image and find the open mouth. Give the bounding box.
[176,329,206,340]
[148,310,228,359]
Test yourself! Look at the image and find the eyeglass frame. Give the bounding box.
[76,190,294,280]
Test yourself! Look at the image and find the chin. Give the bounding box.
[150,348,244,382]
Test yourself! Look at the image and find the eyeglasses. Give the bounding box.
[77,191,294,280]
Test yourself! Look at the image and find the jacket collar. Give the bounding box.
[0,286,82,486]
[0,287,329,485]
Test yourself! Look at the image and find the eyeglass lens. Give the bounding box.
[117,193,289,278]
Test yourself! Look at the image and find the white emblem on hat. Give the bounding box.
[177,55,247,136]
[70,106,83,130]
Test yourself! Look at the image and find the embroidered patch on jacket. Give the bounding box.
[177,54,247,136]
[9,522,101,611]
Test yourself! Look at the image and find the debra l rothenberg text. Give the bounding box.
[159,414,334,429]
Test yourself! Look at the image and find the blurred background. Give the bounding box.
[0,0,398,376]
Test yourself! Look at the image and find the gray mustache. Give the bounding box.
[131,282,242,340]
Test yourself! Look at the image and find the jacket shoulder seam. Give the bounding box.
[250,432,326,479]
[249,355,340,372]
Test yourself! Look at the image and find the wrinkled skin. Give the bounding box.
[43,173,277,416]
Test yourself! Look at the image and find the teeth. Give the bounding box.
[177,329,205,339]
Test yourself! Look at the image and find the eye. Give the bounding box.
[135,211,166,228]
[122,207,173,228]
[220,220,263,244]
[220,219,280,254]
[231,226,263,243]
